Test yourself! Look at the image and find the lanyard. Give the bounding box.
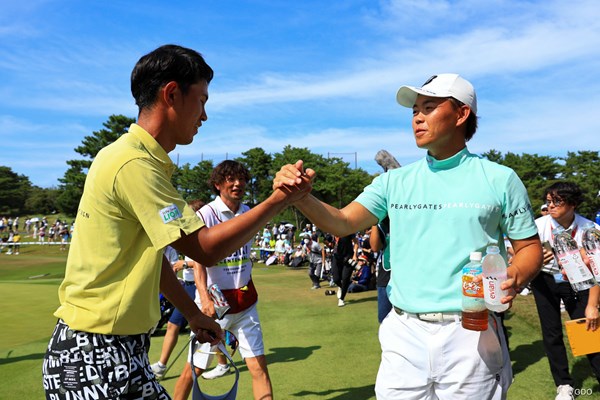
[191,340,240,400]
[548,221,577,245]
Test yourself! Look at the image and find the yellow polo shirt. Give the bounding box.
[54,124,204,335]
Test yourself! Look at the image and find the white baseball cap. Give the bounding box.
[396,73,477,115]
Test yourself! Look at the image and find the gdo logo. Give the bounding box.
[573,388,594,396]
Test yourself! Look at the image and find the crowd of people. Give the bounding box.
[32,43,599,400]
[251,221,382,301]
[0,215,73,254]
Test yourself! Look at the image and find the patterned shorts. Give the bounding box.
[42,320,170,399]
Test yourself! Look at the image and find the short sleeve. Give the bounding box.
[500,171,538,240]
[114,158,204,250]
[354,173,388,222]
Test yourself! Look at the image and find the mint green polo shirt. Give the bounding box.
[55,124,204,334]
[355,148,537,313]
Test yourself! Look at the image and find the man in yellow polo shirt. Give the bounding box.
[42,44,311,400]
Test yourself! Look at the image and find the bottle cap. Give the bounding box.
[469,251,482,261]
[486,245,500,254]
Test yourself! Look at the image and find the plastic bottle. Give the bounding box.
[482,245,509,312]
[553,226,596,291]
[580,222,600,282]
[461,252,488,331]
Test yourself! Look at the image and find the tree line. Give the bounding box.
[1,115,599,224]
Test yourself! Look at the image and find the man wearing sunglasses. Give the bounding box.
[274,74,543,399]
[174,160,273,400]
[531,181,600,400]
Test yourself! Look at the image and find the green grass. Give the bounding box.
[1,245,599,399]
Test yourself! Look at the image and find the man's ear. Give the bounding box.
[162,81,179,106]
[456,105,471,127]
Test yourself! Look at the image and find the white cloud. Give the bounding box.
[2,0,600,188]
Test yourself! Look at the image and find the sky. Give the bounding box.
[1,0,599,188]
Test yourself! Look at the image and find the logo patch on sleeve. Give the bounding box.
[159,204,182,224]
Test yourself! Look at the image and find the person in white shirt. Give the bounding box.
[531,181,600,400]
[174,161,273,400]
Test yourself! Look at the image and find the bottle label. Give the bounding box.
[483,274,506,305]
[463,274,484,298]
[587,250,600,280]
[558,249,595,283]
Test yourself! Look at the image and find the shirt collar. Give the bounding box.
[213,195,242,216]
[425,147,471,171]
[550,214,578,233]
[127,123,176,177]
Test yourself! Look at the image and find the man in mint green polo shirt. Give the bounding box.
[42,44,310,400]
[274,74,542,400]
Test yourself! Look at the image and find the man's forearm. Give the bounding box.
[193,262,211,304]
[509,235,543,288]
[293,195,377,237]
[174,191,291,266]
[159,257,201,321]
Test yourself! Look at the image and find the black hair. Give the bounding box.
[208,160,251,196]
[543,181,584,208]
[131,44,214,111]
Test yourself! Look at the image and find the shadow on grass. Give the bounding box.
[572,357,600,391]
[510,339,545,375]
[344,294,377,305]
[292,384,375,399]
[0,351,45,365]
[160,345,323,382]
[267,346,321,364]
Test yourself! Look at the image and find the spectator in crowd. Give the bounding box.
[282,235,294,266]
[151,200,205,380]
[42,44,309,400]
[12,231,21,255]
[307,233,326,289]
[5,230,15,255]
[531,181,600,400]
[331,233,359,307]
[299,223,312,240]
[359,227,375,264]
[541,203,549,217]
[278,222,286,237]
[290,244,306,268]
[347,254,372,293]
[260,224,272,261]
[285,224,295,246]
[38,225,46,244]
[59,222,70,251]
[174,160,273,400]
[274,234,287,264]
[273,73,542,398]
[317,233,334,285]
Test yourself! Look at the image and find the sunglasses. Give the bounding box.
[545,198,565,207]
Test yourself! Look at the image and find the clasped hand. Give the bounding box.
[273,160,316,204]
